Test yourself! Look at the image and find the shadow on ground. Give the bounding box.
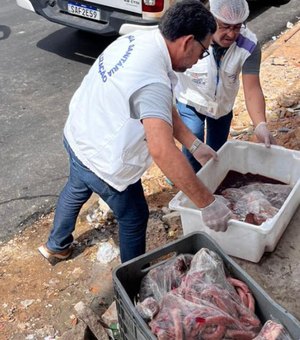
[37,27,117,65]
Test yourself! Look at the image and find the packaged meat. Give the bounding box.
[137,249,293,340]
[135,297,159,321]
[181,249,261,336]
[220,183,292,225]
[113,231,300,339]
[139,254,193,302]
[254,320,293,340]
[149,292,259,340]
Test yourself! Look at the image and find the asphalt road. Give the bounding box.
[0,0,299,242]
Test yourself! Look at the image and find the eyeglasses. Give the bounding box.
[197,40,210,59]
[217,22,246,33]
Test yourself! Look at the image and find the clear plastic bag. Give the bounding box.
[181,249,261,334]
[253,320,293,340]
[148,249,261,339]
[139,254,193,302]
[220,183,292,225]
[234,191,278,225]
[135,297,160,321]
[137,249,293,339]
[240,183,292,210]
[149,290,260,339]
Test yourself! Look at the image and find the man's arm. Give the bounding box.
[172,105,196,147]
[131,84,231,231]
[242,73,266,126]
[172,106,217,165]
[142,116,232,232]
[242,43,276,147]
[243,74,276,146]
[142,116,214,208]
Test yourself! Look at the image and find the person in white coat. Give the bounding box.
[175,0,276,173]
[38,0,232,264]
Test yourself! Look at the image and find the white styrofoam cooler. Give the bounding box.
[169,140,300,262]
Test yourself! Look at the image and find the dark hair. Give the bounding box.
[159,0,216,43]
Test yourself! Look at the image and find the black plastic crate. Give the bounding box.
[113,232,300,340]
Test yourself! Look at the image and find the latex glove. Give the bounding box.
[201,196,233,232]
[254,122,277,148]
[192,141,218,166]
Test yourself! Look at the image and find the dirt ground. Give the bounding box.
[0,22,299,340]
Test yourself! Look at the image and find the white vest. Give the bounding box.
[64,29,175,191]
[175,28,257,119]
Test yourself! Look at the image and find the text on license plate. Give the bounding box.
[67,2,100,21]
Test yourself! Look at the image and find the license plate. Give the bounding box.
[67,2,100,21]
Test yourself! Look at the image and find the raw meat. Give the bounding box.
[139,254,193,302]
[253,320,292,340]
[220,183,292,225]
[135,297,159,321]
[149,292,259,340]
[136,249,292,339]
[147,249,261,339]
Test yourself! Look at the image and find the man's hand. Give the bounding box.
[201,196,232,232]
[254,122,277,148]
[192,140,218,166]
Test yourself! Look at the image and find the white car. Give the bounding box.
[16,0,289,36]
[16,0,180,36]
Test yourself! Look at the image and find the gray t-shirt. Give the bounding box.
[242,42,261,74]
[129,83,172,125]
[213,42,261,75]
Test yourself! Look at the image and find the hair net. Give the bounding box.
[209,0,249,24]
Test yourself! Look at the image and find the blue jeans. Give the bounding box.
[177,102,233,173]
[47,138,149,263]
